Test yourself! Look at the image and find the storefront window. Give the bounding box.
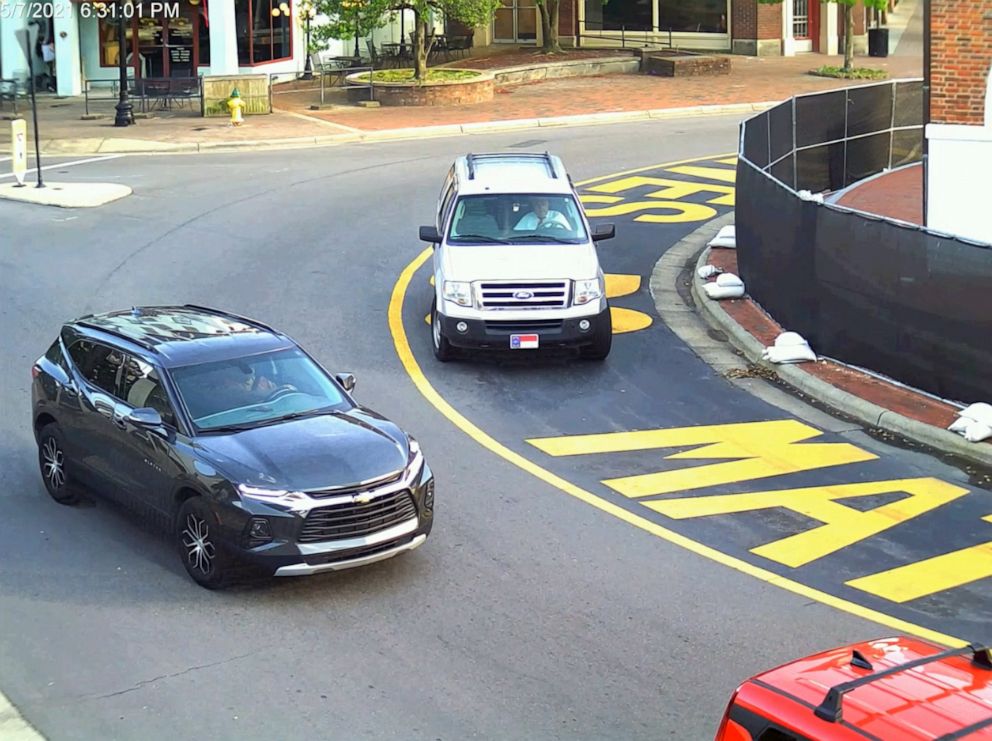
[584,0,653,31]
[658,0,728,33]
[235,0,292,65]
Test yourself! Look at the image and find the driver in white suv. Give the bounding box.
[514,197,572,231]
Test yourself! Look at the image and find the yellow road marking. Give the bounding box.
[527,421,876,497]
[716,157,739,165]
[389,243,966,650]
[579,195,623,205]
[611,307,653,334]
[573,153,738,187]
[587,176,735,206]
[582,200,718,223]
[605,274,640,299]
[648,478,968,568]
[666,165,738,183]
[846,515,992,602]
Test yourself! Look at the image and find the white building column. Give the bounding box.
[782,0,796,56]
[1,15,30,83]
[820,2,838,55]
[54,6,81,96]
[209,0,239,74]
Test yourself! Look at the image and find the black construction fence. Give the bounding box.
[737,79,992,405]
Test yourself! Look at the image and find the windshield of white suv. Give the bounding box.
[170,348,352,432]
[448,194,588,244]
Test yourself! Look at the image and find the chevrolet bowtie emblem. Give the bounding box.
[353,491,375,504]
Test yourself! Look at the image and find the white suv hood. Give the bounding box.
[443,243,601,282]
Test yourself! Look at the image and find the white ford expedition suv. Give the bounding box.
[419,152,616,361]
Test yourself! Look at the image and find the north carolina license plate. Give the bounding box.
[510,334,539,349]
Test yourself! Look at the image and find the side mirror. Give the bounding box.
[592,223,615,242]
[127,407,164,428]
[336,372,357,392]
[419,225,441,244]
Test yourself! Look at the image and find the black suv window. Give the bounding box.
[44,340,68,372]
[120,355,177,428]
[68,340,125,395]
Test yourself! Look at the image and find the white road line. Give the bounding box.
[0,690,45,740]
[1,154,126,181]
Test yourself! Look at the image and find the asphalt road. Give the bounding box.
[0,120,986,741]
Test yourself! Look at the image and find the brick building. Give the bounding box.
[928,0,991,125]
[468,0,871,57]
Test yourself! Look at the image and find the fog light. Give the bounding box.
[456,321,469,334]
[579,319,591,332]
[424,479,435,509]
[246,517,273,546]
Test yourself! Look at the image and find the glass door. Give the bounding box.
[493,0,537,43]
[166,7,197,77]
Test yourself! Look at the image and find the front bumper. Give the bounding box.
[439,305,610,350]
[218,462,434,577]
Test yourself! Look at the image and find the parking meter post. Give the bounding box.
[16,29,43,188]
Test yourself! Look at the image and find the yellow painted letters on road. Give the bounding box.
[586,176,736,206]
[580,198,717,223]
[647,478,969,568]
[527,420,877,497]
[846,515,992,602]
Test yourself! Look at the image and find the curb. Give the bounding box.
[690,239,992,469]
[0,100,778,157]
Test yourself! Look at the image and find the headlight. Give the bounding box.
[406,437,424,476]
[573,277,604,306]
[238,484,306,507]
[443,281,472,307]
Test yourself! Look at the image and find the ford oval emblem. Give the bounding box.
[514,290,534,300]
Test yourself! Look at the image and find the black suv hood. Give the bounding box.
[195,408,410,492]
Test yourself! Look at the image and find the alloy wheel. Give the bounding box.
[42,437,65,490]
[182,513,216,575]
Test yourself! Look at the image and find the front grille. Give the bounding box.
[484,319,564,334]
[298,490,417,544]
[307,471,403,500]
[478,281,569,310]
[303,537,414,566]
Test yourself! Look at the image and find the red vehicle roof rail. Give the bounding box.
[815,643,992,723]
[935,713,992,741]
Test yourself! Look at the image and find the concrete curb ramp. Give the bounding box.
[689,235,992,470]
[0,101,779,156]
[0,181,132,208]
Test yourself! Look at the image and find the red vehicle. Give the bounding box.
[716,636,992,740]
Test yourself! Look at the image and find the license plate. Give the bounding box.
[510,334,539,349]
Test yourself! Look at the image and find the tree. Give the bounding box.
[759,0,887,72]
[312,0,391,59]
[535,0,561,54]
[395,0,501,79]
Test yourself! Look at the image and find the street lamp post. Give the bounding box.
[114,0,133,127]
[301,0,316,79]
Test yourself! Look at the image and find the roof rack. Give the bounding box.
[938,713,992,741]
[181,304,278,334]
[76,320,158,352]
[466,153,476,180]
[815,643,992,723]
[542,151,558,178]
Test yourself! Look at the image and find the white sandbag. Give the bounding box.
[798,190,825,204]
[762,330,816,363]
[708,225,736,249]
[958,402,992,428]
[948,417,971,434]
[963,421,992,443]
[774,331,809,348]
[703,282,745,300]
[697,264,724,279]
[762,345,817,364]
[715,273,744,289]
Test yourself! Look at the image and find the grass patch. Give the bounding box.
[352,69,482,84]
[811,65,889,80]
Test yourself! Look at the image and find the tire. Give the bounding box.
[580,308,613,361]
[431,298,455,362]
[176,497,236,589]
[37,423,81,505]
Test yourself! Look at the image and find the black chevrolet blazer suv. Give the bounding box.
[31,305,434,588]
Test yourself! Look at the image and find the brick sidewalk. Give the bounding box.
[835,163,923,224]
[1,49,922,150]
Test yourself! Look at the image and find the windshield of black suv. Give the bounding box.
[169,348,351,432]
[447,194,589,244]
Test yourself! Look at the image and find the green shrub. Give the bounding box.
[811,65,889,80]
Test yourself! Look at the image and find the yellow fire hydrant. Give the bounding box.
[227,88,245,127]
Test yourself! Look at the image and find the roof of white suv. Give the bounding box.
[453,153,575,197]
